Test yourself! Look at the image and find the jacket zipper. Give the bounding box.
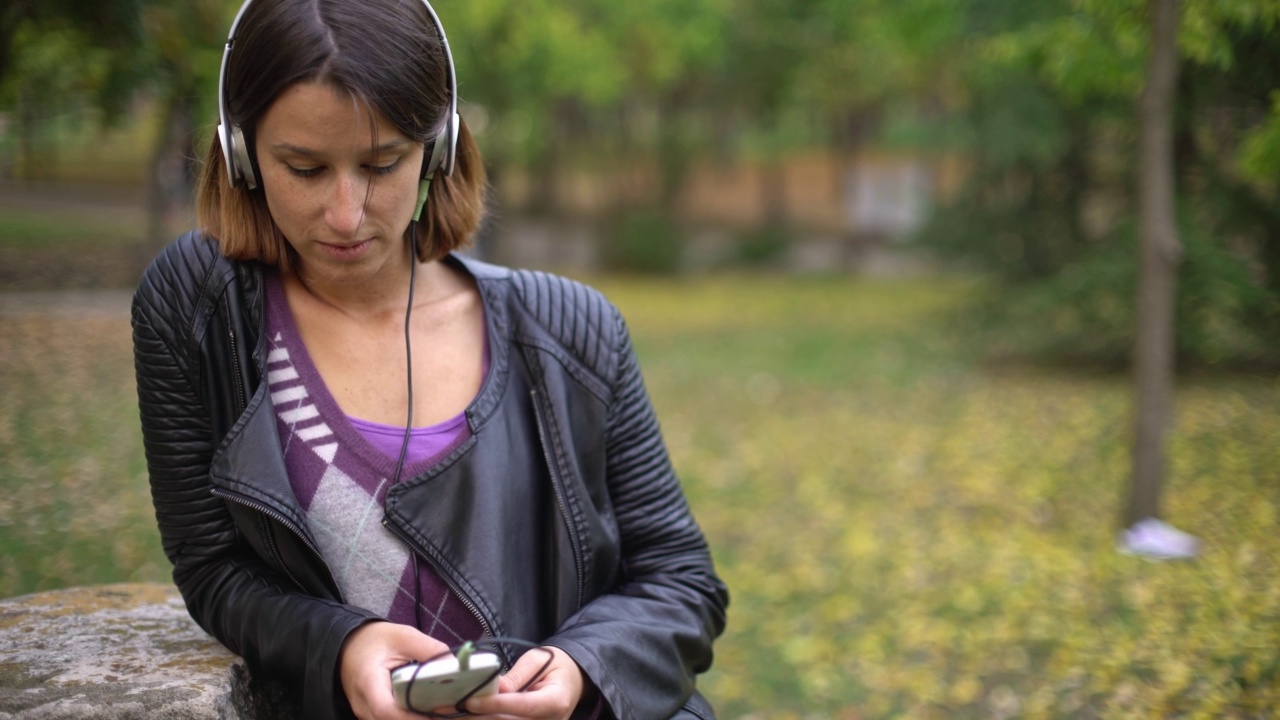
[381,519,498,651]
[212,487,341,599]
[215,487,498,659]
[530,388,586,610]
[227,327,247,409]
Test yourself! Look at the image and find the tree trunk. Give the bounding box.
[655,93,695,214]
[758,155,788,229]
[146,88,196,248]
[833,111,875,269]
[17,85,44,182]
[528,100,576,218]
[1125,0,1182,527]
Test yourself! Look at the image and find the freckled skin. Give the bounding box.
[254,81,426,299]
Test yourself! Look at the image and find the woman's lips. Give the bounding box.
[318,238,373,260]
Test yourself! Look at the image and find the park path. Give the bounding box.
[0,178,181,296]
[0,178,152,223]
[0,180,139,315]
[0,288,133,318]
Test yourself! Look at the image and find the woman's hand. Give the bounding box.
[463,645,587,720]
[339,621,451,720]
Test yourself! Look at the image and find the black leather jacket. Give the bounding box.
[132,232,728,720]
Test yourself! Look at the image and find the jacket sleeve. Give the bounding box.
[131,238,379,720]
[545,305,729,720]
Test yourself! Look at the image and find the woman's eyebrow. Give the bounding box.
[368,140,414,153]
[269,140,414,156]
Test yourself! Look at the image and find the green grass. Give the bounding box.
[2,273,1278,717]
[599,274,1280,718]
[0,209,142,250]
[0,312,167,594]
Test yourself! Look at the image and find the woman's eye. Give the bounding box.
[281,159,400,178]
[368,158,402,176]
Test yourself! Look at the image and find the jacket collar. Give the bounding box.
[210,251,517,524]
[445,253,512,434]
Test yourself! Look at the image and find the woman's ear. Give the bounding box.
[417,119,486,260]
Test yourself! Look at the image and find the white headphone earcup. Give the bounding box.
[217,123,259,190]
[425,111,460,181]
[444,111,459,176]
[230,125,258,190]
[217,123,237,186]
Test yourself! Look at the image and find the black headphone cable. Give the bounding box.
[393,223,422,631]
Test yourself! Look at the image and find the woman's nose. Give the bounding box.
[324,173,366,238]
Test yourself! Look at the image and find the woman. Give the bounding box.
[130,1,728,718]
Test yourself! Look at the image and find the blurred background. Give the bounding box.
[1,0,1278,717]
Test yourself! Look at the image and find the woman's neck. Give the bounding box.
[284,256,469,324]
[287,258,420,320]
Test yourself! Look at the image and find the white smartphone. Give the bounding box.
[391,651,501,714]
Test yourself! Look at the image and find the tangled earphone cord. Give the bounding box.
[401,638,556,718]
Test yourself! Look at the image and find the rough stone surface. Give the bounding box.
[0,584,299,719]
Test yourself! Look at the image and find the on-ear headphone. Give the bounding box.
[216,0,460,191]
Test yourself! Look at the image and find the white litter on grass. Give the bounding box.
[1118,517,1200,560]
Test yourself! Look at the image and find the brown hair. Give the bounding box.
[195,0,486,265]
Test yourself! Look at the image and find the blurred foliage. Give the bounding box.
[735,223,792,268]
[4,0,1278,187]
[0,0,953,201]
[913,0,1280,367]
[3,271,1278,717]
[0,0,148,122]
[600,209,685,275]
[3,0,1280,358]
[0,0,223,200]
[960,216,1279,369]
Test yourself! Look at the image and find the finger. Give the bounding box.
[466,646,582,719]
[502,646,559,691]
[467,685,567,719]
[385,627,452,667]
[340,623,455,719]
[353,662,427,720]
[363,690,426,720]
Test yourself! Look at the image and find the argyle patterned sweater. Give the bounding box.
[263,272,483,644]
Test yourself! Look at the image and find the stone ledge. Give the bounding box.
[0,583,298,719]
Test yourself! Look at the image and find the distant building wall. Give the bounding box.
[496,149,965,240]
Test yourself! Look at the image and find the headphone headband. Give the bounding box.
[217,0,460,190]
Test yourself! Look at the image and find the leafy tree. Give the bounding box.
[449,0,733,268]
[0,0,225,245]
[0,0,148,178]
[135,0,226,245]
[914,0,1280,367]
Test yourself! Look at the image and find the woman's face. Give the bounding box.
[254,81,426,286]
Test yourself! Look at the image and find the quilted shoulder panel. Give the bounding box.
[506,268,623,386]
[131,232,230,381]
